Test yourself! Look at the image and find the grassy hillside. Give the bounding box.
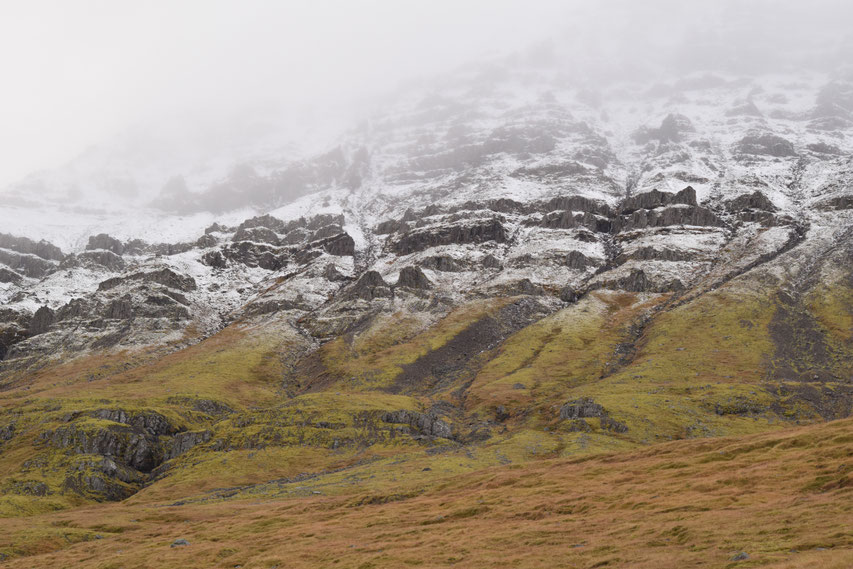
[0,417,849,568]
[0,269,850,566]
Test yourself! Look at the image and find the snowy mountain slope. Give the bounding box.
[0,56,850,370]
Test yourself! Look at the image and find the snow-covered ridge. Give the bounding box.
[0,61,851,365]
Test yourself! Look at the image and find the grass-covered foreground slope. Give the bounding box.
[0,261,850,566]
[0,417,850,568]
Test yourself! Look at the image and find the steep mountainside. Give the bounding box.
[0,59,851,566]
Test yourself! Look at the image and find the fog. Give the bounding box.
[1,0,851,190]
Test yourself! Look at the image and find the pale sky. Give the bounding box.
[0,0,578,188]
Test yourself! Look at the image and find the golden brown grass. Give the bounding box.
[0,418,849,568]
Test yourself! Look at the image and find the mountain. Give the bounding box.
[0,53,851,567]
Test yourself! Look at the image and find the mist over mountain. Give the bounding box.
[0,2,851,567]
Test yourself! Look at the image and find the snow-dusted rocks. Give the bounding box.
[0,61,851,370]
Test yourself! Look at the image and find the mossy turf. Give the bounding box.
[0,276,850,564]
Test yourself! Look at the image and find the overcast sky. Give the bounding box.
[0,0,580,189]
[1,0,851,190]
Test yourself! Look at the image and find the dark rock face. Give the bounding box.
[306,213,346,231]
[194,232,217,249]
[347,271,392,301]
[597,269,684,293]
[0,233,63,261]
[61,456,144,501]
[44,424,163,472]
[619,246,695,263]
[104,296,134,320]
[620,186,697,214]
[205,222,228,234]
[86,234,125,255]
[222,242,288,270]
[73,250,126,271]
[0,249,56,278]
[382,410,453,439]
[201,250,227,268]
[39,409,188,501]
[565,251,595,269]
[420,255,465,272]
[168,430,212,459]
[56,298,91,321]
[505,278,544,296]
[816,195,853,211]
[482,254,503,269]
[233,226,280,245]
[612,205,723,232]
[810,81,853,130]
[88,409,178,436]
[29,306,55,336]
[376,219,408,235]
[633,113,695,144]
[311,224,345,241]
[538,210,610,232]
[243,299,304,317]
[736,133,797,157]
[559,397,628,433]
[494,405,510,422]
[320,233,356,256]
[726,191,777,212]
[396,266,432,289]
[727,99,762,117]
[559,398,606,419]
[148,242,194,256]
[542,195,611,216]
[238,214,287,233]
[560,285,578,302]
[0,423,15,442]
[322,263,347,282]
[0,267,22,284]
[392,219,507,255]
[657,113,695,142]
[99,268,197,293]
[188,399,234,416]
[806,142,841,155]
